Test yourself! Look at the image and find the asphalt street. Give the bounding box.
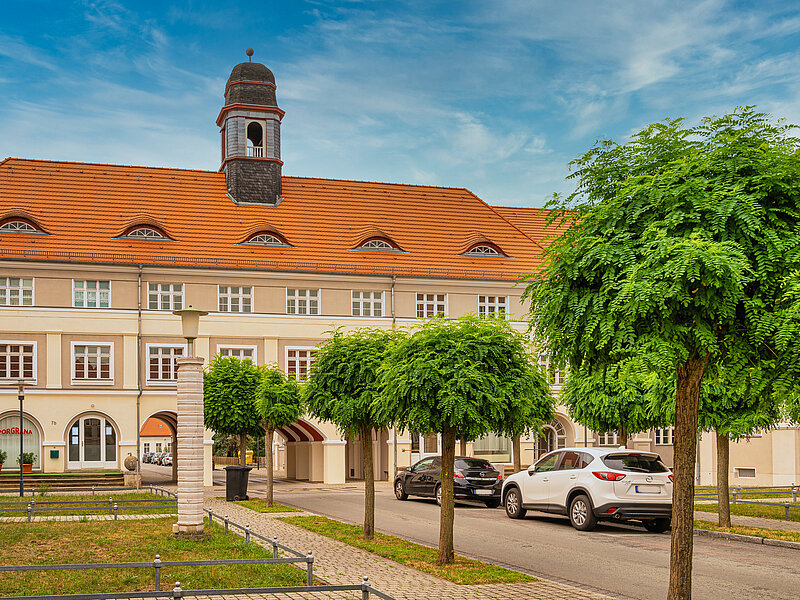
[227,471,800,600]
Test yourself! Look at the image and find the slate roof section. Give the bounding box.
[0,158,548,281]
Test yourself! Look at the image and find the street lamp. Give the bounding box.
[172,306,208,537]
[17,381,24,497]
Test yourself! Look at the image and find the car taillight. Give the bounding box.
[592,471,626,481]
[668,474,673,482]
[496,473,503,480]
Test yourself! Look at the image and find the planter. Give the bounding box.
[22,464,32,474]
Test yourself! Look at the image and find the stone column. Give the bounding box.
[173,356,205,537]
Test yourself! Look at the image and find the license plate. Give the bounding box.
[635,485,660,494]
[474,489,493,496]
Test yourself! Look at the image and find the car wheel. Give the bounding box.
[504,487,527,519]
[643,518,671,533]
[484,499,501,509]
[435,485,442,506]
[395,479,408,501]
[569,494,598,531]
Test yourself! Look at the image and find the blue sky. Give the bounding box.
[1,1,800,207]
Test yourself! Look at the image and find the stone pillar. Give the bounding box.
[173,356,205,537]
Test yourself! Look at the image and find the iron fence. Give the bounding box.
[2,485,178,498]
[695,484,798,502]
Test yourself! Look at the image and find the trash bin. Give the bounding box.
[224,465,252,501]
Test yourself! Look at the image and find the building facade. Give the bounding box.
[0,57,797,487]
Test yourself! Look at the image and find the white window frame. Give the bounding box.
[73,280,111,309]
[144,442,150,453]
[285,346,316,381]
[478,295,507,316]
[0,277,34,307]
[286,288,320,315]
[0,340,37,384]
[735,467,757,478]
[654,427,675,446]
[217,345,258,363]
[351,291,384,317]
[70,342,114,385]
[416,293,448,318]
[245,118,267,157]
[597,431,619,446]
[0,220,39,233]
[147,283,184,311]
[218,285,253,313]
[145,344,187,384]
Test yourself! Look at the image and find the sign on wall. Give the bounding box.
[0,415,40,469]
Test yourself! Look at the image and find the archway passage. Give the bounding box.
[141,412,177,483]
[274,418,328,482]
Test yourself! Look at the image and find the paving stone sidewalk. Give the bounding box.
[205,497,610,600]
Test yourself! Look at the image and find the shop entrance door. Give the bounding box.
[68,417,117,469]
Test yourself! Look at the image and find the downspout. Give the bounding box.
[391,275,397,479]
[136,265,143,488]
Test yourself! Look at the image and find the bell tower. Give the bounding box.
[217,49,284,205]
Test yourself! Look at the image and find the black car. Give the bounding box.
[394,456,503,508]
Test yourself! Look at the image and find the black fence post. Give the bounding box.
[224,515,229,534]
[172,581,182,599]
[153,555,161,591]
[108,497,113,515]
[362,575,371,600]
[792,484,797,503]
[785,502,791,520]
[272,536,279,559]
[114,503,118,520]
[208,509,213,526]
[26,503,31,522]
[245,524,250,544]
[306,550,314,586]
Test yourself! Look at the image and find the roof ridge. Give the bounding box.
[1,157,220,176]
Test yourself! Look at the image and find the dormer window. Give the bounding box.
[461,243,508,257]
[126,227,166,240]
[0,220,40,234]
[354,238,403,252]
[242,232,290,247]
[247,121,264,157]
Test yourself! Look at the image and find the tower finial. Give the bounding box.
[246,48,254,62]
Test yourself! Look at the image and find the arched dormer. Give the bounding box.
[238,222,293,247]
[114,216,175,241]
[459,232,509,258]
[351,225,405,253]
[0,210,49,235]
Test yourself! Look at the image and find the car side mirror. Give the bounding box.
[527,465,537,476]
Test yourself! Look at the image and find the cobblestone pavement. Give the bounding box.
[205,497,610,600]
[694,509,800,532]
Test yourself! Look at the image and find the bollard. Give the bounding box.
[108,497,113,515]
[26,503,31,523]
[113,503,118,521]
[153,555,162,591]
[245,524,250,545]
[361,575,370,600]
[224,515,229,534]
[172,581,182,599]
[786,502,791,520]
[306,550,314,586]
[272,536,279,559]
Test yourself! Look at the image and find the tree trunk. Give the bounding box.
[459,437,467,457]
[716,431,731,528]
[265,426,275,507]
[618,427,628,447]
[361,425,375,540]
[512,435,522,473]
[437,425,457,565]
[668,351,709,600]
[239,432,248,466]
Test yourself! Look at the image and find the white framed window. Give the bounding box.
[654,427,675,446]
[218,285,252,313]
[463,244,503,256]
[0,342,36,383]
[148,283,183,310]
[217,345,257,362]
[71,343,113,383]
[244,233,287,246]
[597,431,619,446]
[286,288,319,315]
[146,345,185,382]
[156,442,163,453]
[538,354,566,386]
[478,295,506,315]
[352,291,383,317]
[735,467,757,478]
[73,280,110,308]
[246,120,266,157]
[125,227,166,240]
[0,220,39,233]
[416,293,446,318]
[144,443,150,453]
[0,277,34,306]
[286,347,315,381]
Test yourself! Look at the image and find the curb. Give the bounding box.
[694,527,800,550]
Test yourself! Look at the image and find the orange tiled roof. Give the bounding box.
[140,417,171,437]
[494,206,571,247]
[0,158,547,280]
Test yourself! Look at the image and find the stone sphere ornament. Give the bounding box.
[124,455,138,472]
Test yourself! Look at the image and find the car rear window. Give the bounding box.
[602,453,669,473]
[455,458,495,470]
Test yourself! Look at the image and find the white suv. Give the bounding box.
[502,447,673,532]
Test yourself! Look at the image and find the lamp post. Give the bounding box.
[18,381,24,497]
[172,306,208,537]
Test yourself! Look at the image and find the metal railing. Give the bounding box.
[4,485,178,498]
[695,484,798,502]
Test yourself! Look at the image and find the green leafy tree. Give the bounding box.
[304,328,396,539]
[378,315,554,564]
[524,108,800,600]
[204,356,264,466]
[257,365,302,507]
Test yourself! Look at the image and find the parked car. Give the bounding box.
[162,453,173,466]
[394,456,503,508]
[502,447,673,532]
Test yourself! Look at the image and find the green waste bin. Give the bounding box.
[224,465,252,501]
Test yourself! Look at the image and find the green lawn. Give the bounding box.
[279,515,533,585]
[0,517,307,595]
[0,492,176,517]
[230,498,299,513]
[694,520,800,543]
[695,501,800,522]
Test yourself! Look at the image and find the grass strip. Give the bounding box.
[694,520,800,543]
[0,492,176,516]
[279,515,533,585]
[233,498,299,513]
[0,516,307,595]
[695,501,800,522]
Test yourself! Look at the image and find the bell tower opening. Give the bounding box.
[246,122,264,157]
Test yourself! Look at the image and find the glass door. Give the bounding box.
[67,417,117,469]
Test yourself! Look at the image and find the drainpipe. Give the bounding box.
[136,265,143,488]
[391,275,397,479]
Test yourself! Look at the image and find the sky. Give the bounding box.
[1,1,800,207]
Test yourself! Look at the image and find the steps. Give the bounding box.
[0,472,124,492]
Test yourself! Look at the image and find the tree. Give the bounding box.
[256,365,302,507]
[378,315,554,564]
[204,356,264,466]
[524,108,800,600]
[304,328,396,540]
